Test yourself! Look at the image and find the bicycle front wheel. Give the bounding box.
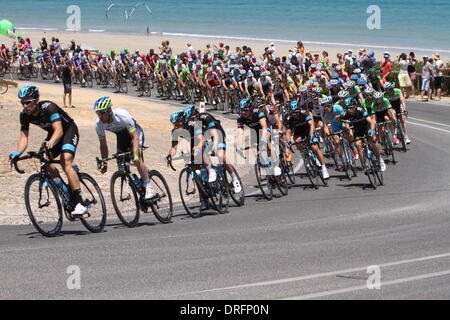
[148,170,173,224]
[24,174,63,237]
[111,171,140,227]
[179,168,203,218]
[208,170,230,214]
[225,165,245,206]
[78,173,107,233]
[255,162,273,200]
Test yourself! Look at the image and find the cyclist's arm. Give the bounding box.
[98,136,109,160]
[47,120,64,146]
[16,130,29,155]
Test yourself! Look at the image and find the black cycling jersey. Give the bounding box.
[20,100,74,134]
[283,108,311,138]
[237,107,267,130]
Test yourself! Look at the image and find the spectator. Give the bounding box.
[421,57,433,102]
[187,42,195,56]
[381,52,392,83]
[398,53,413,98]
[336,53,344,67]
[165,40,172,56]
[296,41,304,57]
[432,53,445,101]
[61,60,73,108]
[407,52,417,97]
[268,42,277,57]
[361,52,372,72]
[40,37,47,51]
[358,48,366,63]
[321,51,329,67]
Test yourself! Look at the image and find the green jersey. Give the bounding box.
[383,88,402,110]
[365,98,392,114]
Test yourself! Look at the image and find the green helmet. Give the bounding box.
[94,96,112,113]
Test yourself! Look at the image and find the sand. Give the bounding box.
[10,30,449,64]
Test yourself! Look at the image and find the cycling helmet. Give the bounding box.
[331,72,339,79]
[350,74,359,81]
[183,105,199,119]
[253,67,260,72]
[365,87,375,95]
[289,101,299,112]
[338,90,350,98]
[161,60,167,64]
[313,87,323,94]
[310,64,317,69]
[170,110,185,124]
[223,67,230,73]
[346,81,356,89]
[330,79,339,86]
[299,85,308,93]
[18,85,39,100]
[374,91,383,99]
[94,97,112,113]
[207,67,213,72]
[239,98,251,110]
[354,68,362,74]
[320,96,333,106]
[357,78,367,86]
[246,72,254,77]
[137,57,142,62]
[115,56,120,61]
[343,97,356,108]
[384,81,395,90]
[335,65,342,71]
[315,71,322,77]
[239,69,246,75]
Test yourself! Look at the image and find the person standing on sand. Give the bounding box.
[61,61,74,108]
[398,53,413,99]
[381,53,392,83]
[432,53,446,101]
[421,57,433,102]
[407,52,417,98]
[296,41,304,57]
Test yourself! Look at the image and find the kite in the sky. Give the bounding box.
[105,2,152,20]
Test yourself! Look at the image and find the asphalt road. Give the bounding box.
[1,75,450,299]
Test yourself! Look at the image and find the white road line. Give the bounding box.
[408,117,450,128]
[172,252,450,297]
[283,269,450,300]
[407,121,450,134]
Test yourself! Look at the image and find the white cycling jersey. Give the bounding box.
[96,108,137,139]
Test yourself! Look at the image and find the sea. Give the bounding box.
[3,0,450,55]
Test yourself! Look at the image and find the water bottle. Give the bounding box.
[54,177,70,197]
[367,149,373,159]
[200,169,208,183]
[132,174,143,189]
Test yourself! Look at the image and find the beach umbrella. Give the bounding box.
[0,19,24,38]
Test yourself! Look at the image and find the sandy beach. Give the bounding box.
[11,30,450,64]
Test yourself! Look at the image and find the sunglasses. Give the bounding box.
[21,100,35,106]
[96,110,111,115]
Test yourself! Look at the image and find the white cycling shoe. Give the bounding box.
[72,203,88,217]
[322,166,330,179]
[208,168,217,183]
[405,136,411,144]
[145,184,157,199]
[232,179,242,193]
[379,159,386,172]
[274,165,282,176]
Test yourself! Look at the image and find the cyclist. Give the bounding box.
[8,85,88,216]
[235,98,282,177]
[284,101,330,179]
[383,82,410,144]
[339,97,385,172]
[94,97,156,199]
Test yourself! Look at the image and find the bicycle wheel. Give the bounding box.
[0,83,8,95]
[372,158,384,186]
[385,129,396,165]
[282,156,296,185]
[179,167,203,218]
[24,174,63,237]
[303,153,318,189]
[110,171,140,227]
[342,143,353,180]
[86,75,93,88]
[145,81,152,97]
[396,121,407,152]
[275,172,289,196]
[255,161,273,200]
[78,173,107,233]
[225,165,245,206]
[208,170,230,214]
[148,170,173,224]
[363,160,377,189]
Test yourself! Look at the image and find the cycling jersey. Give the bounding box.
[283,108,311,138]
[365,98,392,115]
[383,88,402,111]
[20,101,78,157]
[342,106,369,138]
[237,107,267,130]
[96,108,137,139]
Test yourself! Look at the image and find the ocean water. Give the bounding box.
[2,0,450,53]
